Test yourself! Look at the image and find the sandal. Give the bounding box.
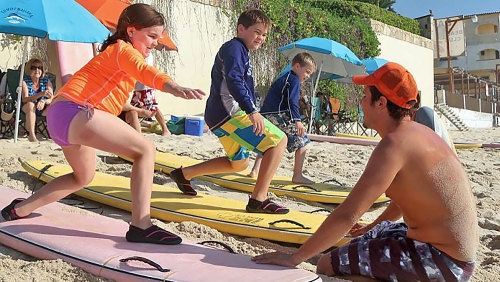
[169,168,197,196]
[126,224,182,245]
[246,198,290,214]
[1,198,26,221]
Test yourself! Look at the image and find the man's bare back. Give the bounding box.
[253,62,477,281]
[381,121,478,261]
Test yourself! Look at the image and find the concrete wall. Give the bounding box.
[449,107,494,128]
[140,0,233,117]
[0,0,234,118]
[369,20,435,108]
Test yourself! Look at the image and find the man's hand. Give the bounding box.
[249,112,265,136]
[251,251,298,267]
[295,121,305,137]
[348,222,372,237]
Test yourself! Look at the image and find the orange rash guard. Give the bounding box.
[56,40,172,116]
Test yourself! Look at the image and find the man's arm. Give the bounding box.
[253,137,405,266]
[349,201,403,236]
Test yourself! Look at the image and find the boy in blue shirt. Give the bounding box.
[169,9,290,214]
[249,53,316,184]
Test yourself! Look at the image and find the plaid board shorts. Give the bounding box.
[262,112,310,153]
[211,111,285,161]
[330,221,475,281]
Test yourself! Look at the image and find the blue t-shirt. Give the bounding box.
[260,71,301,122]
[204,38,257,129]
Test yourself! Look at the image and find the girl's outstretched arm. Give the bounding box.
[163,80,205,100]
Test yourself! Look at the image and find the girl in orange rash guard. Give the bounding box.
[1,4,204,245]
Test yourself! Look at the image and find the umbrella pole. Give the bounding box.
[14,38,29,143]
[307,62,323,134]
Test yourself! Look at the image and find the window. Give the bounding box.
[478,49,499,60]
[476,23,498,35]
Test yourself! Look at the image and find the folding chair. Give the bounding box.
[5,69,53,139]
[328,97,357,135]
[310,96,333,135]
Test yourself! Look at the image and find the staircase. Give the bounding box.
[434,103,469,131]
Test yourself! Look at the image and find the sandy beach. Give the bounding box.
[0,128,498,281]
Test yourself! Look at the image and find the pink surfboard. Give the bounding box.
[309,134,379,146]
[56,41,95,85]
[481,142,500,148]
[0,186,320,282]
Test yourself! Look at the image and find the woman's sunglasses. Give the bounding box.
[31,65,43,71]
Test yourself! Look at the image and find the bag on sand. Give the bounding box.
[166,117,185,135]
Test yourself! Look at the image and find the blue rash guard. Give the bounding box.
[204,38,258,130]
[260,71,301,123]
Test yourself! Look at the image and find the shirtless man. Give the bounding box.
[252,62,478,281]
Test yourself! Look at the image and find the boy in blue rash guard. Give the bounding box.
[249,53,316,184]
[169,9,290,214]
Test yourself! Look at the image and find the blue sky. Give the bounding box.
[393,0,499,19]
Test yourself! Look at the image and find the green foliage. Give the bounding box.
[308,0,420,34]
[351,0,396,10]
[230,0,418,117]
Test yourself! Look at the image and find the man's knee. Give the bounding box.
[230,158,249,171]
[316,253,335,276]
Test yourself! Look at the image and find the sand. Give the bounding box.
[0,127,498,281]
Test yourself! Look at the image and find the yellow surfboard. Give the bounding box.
[453,142,483,149]
[120,151,390,204]
[21,160,353,245]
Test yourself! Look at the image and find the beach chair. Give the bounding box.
[4,69,54,139]
[310,95,333,135]
[328,97,357,134]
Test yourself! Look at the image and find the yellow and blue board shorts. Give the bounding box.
[212,110,285,161]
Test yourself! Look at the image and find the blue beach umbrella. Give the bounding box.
[361,58,388,74]
[278,37,366,78]
[0,0,110,143]
[278,37,366,132]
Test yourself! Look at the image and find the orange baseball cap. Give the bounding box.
[352,62,418,109]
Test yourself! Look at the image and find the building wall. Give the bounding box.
[449,107,494,128]
[434,13,500,82]
[370,20,435,108]
[141,0,233,117]
[0,0,234,118]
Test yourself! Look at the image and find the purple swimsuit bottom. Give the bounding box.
[46,101,92,146]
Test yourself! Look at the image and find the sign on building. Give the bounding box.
[433,18,466,58]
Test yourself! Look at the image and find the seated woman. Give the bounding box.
[21,58,54,142]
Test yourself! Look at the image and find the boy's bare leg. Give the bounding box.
[154,110,171,136]
[292,146,313,184]
[181,157,249,180]
[252,137,287,201]
[248,154,263,178]
[125,111,141,133]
